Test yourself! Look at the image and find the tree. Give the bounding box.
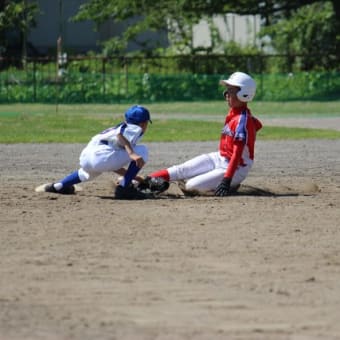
[0,0,39,61]
[259,1,338,70]
[73,0,339,62]
[220,0,339,65]
[73,0,231,55]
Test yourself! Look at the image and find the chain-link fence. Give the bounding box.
[0,55,339,103]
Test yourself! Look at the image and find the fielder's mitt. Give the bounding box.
[138,176,169,194]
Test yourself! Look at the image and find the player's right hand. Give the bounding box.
[215,177,231,196]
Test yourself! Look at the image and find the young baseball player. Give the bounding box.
[38,105,163,200]
[146,71,263,196]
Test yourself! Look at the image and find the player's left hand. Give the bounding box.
[215,177,231,196]
[130,153,145,168]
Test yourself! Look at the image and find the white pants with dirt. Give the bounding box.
[167,151,252,192]
[77,141,148,182]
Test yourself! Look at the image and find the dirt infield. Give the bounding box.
[1,139,340,340]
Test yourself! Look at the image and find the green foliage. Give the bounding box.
[257,71,340,100]
[71,0,340,62]
[1,59,339,103]
[74,0,186,55]
[260,2,337,71]
[0,1,37,30]
[0,0,39,52]
[73,0,257,56]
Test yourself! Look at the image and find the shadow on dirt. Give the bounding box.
[236,185,299,197]
[97,182,319,200]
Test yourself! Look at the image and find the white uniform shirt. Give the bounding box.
[89,122,144,150]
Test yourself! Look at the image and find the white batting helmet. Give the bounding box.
[220,72,256,102]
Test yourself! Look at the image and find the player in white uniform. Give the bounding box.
[39,105,155,199]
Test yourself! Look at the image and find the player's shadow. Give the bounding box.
[165,184,315,198]
[233,185,300,197]
[98,184,317,200]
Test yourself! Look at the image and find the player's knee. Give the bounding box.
[185,180,198,191]
[78,168,92,182]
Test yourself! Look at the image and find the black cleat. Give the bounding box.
[137,176,169,194]
[114,185,153,200]
[44,183,75,195]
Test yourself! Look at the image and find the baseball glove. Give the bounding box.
[215,177,231,196]
[137,176,169,194]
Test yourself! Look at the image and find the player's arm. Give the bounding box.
[116,133,145,168]
[215,141,244,196]
[224,140,244,179]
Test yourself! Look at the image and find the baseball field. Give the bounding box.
[1,109,340,339]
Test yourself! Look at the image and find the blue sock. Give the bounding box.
[59,170,81,188]
[122,162,141,187]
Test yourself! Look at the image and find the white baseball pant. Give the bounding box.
[167,151,252,192]
[77,142,148,182]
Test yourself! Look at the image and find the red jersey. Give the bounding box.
[219,107,262,179]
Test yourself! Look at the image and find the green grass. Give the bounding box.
[1,101,340,143]
[146,121,340,142]
[1,100,340,116]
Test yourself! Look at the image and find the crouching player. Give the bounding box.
[37,105,166,200]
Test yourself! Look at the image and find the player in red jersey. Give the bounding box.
[146,71,263,196]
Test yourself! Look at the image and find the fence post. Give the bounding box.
[6,63,9,102]
[33,59,37,102]
[125,57,128,102]
[55,37,62,112]
[259,55,264,100]
[102,57,106,99]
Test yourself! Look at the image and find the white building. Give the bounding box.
[193,14,261,50]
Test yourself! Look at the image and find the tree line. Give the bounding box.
[0,0,339,71]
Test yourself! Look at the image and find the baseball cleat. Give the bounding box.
[114,184,153,200]
[39,183,76,195]
[137,176,169,194]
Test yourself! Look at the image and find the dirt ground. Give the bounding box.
[1,136,340,340]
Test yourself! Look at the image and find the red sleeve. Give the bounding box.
[252,116,263,131]
[224,141,244,179]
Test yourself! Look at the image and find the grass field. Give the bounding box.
[1,101,340,143]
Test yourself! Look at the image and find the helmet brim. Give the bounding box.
[219,79,241,87]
